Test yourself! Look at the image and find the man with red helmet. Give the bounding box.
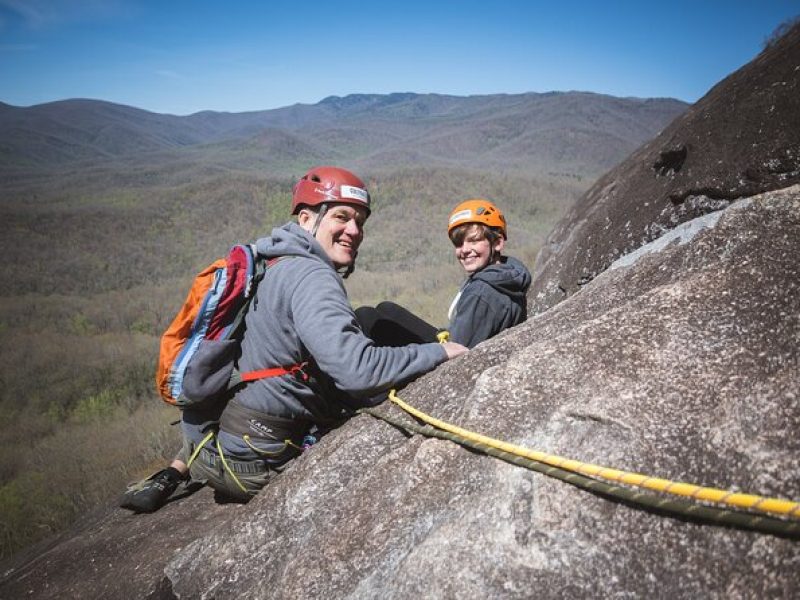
[122,166,468,512]
[289,165,372,277]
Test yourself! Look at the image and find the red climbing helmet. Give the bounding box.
[291,166,371,215]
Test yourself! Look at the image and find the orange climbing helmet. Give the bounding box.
[447,199,507,239]
[291,166,371,215]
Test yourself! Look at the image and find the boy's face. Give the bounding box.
[454,228,504,274]
[299,203,368,269]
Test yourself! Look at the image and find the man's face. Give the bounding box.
[454,228,504,274]
[300,203,368,269]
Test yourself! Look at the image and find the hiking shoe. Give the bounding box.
[120,467,182,513]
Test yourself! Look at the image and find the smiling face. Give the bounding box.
[453,224,505,275]
[298,203,368,269]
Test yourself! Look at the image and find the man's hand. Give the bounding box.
[442,341,468,360]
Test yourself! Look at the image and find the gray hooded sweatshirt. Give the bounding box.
[447,256,531,349]
[213,222,447,459]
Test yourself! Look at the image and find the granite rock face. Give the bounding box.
[530,22,800,313]
[0,485,239,599]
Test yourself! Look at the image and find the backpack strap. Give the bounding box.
[233,254,306,386]
[221,251,289,337]
[240,361,309,382]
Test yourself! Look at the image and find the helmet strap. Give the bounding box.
[310,203,328,238]
[488,231,502,265]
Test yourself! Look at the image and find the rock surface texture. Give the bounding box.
[2,22,800,600]
[530,22,800,313]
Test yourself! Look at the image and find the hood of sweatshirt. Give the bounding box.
[255,222,335,269]
[470,256,532,299]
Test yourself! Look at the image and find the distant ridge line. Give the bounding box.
[0,91,688,175]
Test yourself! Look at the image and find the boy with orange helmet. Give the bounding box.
[445,199,531,348]
[357,198,531,350]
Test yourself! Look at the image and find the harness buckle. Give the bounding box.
[290,361,310,382]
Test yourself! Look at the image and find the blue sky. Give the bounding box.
[0,1,797,115]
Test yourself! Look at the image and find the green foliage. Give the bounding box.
[71,388,119,423]
[70,312,96,335]
[0,401,177,559]
[45,400,67,423]
[130,318,153,335]
[0,473,73,558]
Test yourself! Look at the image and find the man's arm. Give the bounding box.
[291,268,450,396]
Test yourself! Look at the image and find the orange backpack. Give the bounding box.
[156,245,303,408]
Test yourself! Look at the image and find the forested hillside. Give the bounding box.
[0,92,685,558]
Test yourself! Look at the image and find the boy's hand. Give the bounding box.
[442,342,468,360]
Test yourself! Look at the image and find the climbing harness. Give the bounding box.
[186,431,215,469]
[186,430,304,496]
[186,431,247,494]
[358,391,800,538]
[216,435,248,494]
[243,434,301,456]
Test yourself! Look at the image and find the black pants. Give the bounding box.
[354,301,438,346]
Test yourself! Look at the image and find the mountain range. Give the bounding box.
[0,92,687,178]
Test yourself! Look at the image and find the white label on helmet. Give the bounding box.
[449,209,473,226]
[340,185,369,204]
[314,187,339,201]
